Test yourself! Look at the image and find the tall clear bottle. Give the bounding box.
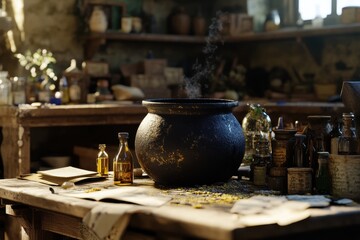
[113,132,134,185]
[97,144,109,176]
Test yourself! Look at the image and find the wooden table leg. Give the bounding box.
[5,204,53,240]
[1,125,30,178]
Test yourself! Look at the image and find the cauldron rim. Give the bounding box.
[142,98,238,109]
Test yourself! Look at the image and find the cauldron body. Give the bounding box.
[135,98,245,186]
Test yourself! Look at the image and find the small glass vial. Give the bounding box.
[315,152,331,195]
[97,144,109,176]
[113,132,134,185]
[338,113,358,155]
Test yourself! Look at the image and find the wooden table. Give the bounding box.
[0,102,346,178]
[0,103,148,178]
[1,177,360,240]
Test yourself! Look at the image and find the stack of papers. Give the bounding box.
[21,166,103,185]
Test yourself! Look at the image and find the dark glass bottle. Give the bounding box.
[315,152,331,195]
[292,134,307,167]
[338,113,358,155]
[113,132,134,185]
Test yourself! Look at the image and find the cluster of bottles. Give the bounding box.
[0,70,26,106]
[0,60,84,106]
[96,132,134,185]
[242,103,359,195]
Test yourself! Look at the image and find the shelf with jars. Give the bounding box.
[84,19,360,60]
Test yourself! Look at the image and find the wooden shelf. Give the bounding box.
[84,23,360,60]
[87,23,360,43]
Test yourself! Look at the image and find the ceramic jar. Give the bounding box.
[193,16,206,36]
[171,7,190,35]
[89,6,108,32]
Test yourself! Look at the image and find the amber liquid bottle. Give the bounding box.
[97,144,109,176]
[113,132,134,185]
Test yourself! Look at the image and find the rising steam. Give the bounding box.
[184,11,224,98]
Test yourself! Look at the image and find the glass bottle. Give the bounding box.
[329,117,342,155]
[338,113,358,155]
[0,71,12,105]
[113,132,134,185]
[292,134,307,167]
[242,104,272,166]
[315,152,331,195]
[38,76,51,103]
[304,115,332,181]
[11,76,26,105]
[97,144,109,176]
[59,76,70,104]
[69,78,81,103]
[252,138,272,186]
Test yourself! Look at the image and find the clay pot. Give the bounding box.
[89,6,108,32]
[171,7,191,35]
[135,98,245,186]
[193,16,207,36]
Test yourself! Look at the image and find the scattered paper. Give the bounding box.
[231,195,311,226]
[62,187,172,207]
[286,195,331,208]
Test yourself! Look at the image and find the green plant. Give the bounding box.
[15,49,57,82]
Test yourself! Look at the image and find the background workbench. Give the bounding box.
[0,102,346,178]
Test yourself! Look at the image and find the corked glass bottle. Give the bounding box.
[113,132,134,185]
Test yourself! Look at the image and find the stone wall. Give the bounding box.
[1,0,82,76]
[1,0,359,97]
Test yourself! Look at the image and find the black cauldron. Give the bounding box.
[135,98,245,186]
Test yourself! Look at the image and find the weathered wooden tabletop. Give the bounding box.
[1,177,360,239]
